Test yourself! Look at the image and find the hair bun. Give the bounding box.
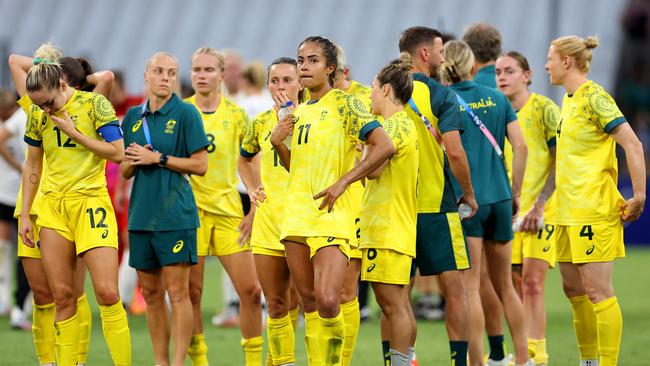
[33,43,62,64]
[397,52,413,71]
[585,36,599,50]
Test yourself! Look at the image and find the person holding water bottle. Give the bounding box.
[440,40,531,366]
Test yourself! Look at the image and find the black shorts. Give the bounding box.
[0,203,16,223]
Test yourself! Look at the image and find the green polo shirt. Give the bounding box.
[449,80,517,205]
[473,64,496,89]
[122,93,209,231]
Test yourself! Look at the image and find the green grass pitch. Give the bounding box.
[1,247,649,365]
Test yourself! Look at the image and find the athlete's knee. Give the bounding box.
[522,273,544,298]
[51,283,76,311]
[266,294,289,318]
[315,288,341,317]
[583,282,613,304]
[31,282,54,305]
[561,278,584,298]
[189,281,203,305]
[238,282,262,306]
[166,283,190,304]
[94,283,121,306]
[141,284,166,306]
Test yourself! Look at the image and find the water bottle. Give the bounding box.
[512,216,544,232]
[277,101,293,148]
[458,203,472,219]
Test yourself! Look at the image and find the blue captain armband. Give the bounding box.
[98,123,123,142]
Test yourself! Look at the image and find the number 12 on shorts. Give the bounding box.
[86,207,108,228]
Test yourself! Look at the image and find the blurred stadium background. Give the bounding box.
[0,0,648,364]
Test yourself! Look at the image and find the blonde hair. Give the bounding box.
[192,47,225,72]
[243,61,266,89]
[551,35,599,73]
[439,40,475,84]
[145,52,178,72]
[335,43,348,72]
[26,43,64,92]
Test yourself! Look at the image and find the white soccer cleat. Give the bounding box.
[580,360,599,366]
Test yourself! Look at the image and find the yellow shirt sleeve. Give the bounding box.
[241,113,262,156]
[90,94,119,129]
[588,90,624,132]
[343,94,379,142]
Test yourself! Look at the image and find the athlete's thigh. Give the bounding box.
[73,259,87,298]
[161,264,192,297]
[219,250,259,293]
[483,239,514,287]
[558,262,585,296]
[81,246,119,293]
[312,245,348,295]
[284,241,315,307]
[576,261,614,296]
[254,254,291,299]
[22,257,53,304]
[39,228,77,292]
[189,256,206,290]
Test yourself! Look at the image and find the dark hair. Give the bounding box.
[267,57,305,103]
[298,36,338,86]
[399,26,443,55]
[376,53,414,105]
[462,22,502,63]
[59,57,94,89]
[503,51,532,86]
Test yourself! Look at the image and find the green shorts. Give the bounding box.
[462,199,513,241]
[129,229,198,270]
[415,212,470,276]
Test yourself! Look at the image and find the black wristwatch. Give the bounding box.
[159,153,169,167]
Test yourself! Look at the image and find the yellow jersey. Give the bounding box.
[406,73,463,213]
[344,79,372,244]
[186,95,248,217]
[280,89,381,241]
[517,93,560,221]
[555,81,626,225]
[346,80,371,108]
[360,111,418,256]
[20,91,118,197]
[240,109,290,250]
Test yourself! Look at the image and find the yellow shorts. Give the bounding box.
[197,209,249,256]
[556,221,625,264]
[17,216,42,259]
[349,247,363,259]
[511,224,557,268]
[361,248,412,285]
[37,194,118,255]
[284,236,350,260]
[251,246,285,258]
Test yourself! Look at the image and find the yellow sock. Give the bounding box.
[341,299,359,366]
[99,300,131,366]
[289,307,299,330]
[527,338,537,359]
[267,313,296,365]
[319,311,345,366]
[54,312,80,366]
[189,333,209,366]
[305,311,324,366]
[265,351,274,366]
[32,302,56,365]
[594,296,622,366]
[241,336,264,366]
[76,293,92,364]
[529,338,548,364]
[569,295,598,360]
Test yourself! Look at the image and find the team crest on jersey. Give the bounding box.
[320,110,328,120]
[165,119,177,134]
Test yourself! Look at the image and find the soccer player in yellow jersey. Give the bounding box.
[360,54,418,366]
[496,51,561,366]
[9,50,118,366]
[16,43,131,366]
[546,35,646,366]
[270,36,395,366]
[185,47,263,366]
[240,57,304,366]
[399,26,478,366]
[332,43,370,365]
